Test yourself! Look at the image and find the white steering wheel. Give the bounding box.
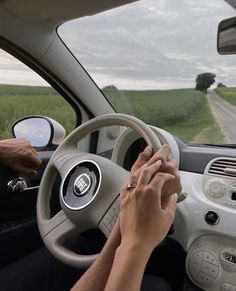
[37,113,162,268]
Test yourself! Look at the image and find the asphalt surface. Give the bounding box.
[208,91,236,144]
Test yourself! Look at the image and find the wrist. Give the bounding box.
[117,239,152,262]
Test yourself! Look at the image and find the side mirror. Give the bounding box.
[217,16,236,55]
[12,116,66,148]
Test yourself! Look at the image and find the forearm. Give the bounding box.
[71,224,121,291]
[104,242,151,291]
[0,140,6,160]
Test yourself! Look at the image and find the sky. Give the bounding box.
[1,0,236,90]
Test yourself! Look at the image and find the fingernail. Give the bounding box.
[33,170,37,176]
[155,160,162,168]
[144,145,152,154]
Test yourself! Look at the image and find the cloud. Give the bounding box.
[1,0,236,90]
[58,0,236,89]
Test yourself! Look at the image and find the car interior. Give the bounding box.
[1,0,236,290]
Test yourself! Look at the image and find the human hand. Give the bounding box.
[130,144,182,206]
[0,138,42,175]
[119,145,181,255]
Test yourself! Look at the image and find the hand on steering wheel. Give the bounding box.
[37,113,179,268]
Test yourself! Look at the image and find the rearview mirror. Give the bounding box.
[217,16,236,54]
[12,116,66,149]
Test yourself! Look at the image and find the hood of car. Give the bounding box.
[2,0,138,22]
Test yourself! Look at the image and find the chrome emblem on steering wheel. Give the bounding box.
[73,173,92,196]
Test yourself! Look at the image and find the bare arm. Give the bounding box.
[104,162,178,291]
[71,220,121,291]
[72,144,181,291]
[0,138,41,175]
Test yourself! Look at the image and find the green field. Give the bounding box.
[215,87,236,106]
[0,84,76,139]
[0,84,222,144]
[104,87,223,143]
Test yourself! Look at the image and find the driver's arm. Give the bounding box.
[70,219,121,291]
[104,162,177,291]
[71,145,181,291]
[0,138,42,175]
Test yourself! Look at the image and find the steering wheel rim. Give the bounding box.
[37,113,162,268]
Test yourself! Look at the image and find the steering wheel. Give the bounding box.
[37,113,162,268]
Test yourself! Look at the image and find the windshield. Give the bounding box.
[58,0,236,145]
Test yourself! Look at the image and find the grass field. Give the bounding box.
[104,87,223,143]
[0,84,223,144]
[215,87,236,106]
[0,84,76,139]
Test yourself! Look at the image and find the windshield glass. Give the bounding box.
[58,0,236,145]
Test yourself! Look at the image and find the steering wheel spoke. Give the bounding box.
[43,217,77,246]
[39,211,97,269]
[39,210,72,238]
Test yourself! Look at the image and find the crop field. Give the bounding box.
[215,87,236,106]
[0,84,222,143]
[0,84,76,139]
[104,87,223,143]
[104,88,205,127]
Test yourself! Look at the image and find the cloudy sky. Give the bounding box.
[1,0,236,89]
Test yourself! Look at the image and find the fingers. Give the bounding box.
[137,160,162,187]
[22,151,42,168]
[126,156,163,191]
[13,164,38,176]
[126,144,178,185]
[145,144,171,167]
[132,144,174,177]
[150,172,176,194]
[130,145,152,174]
[131,144,173,175]
[124,144,181,200]
[13,139,42,175]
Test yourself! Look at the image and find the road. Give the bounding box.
[208,91,236,144]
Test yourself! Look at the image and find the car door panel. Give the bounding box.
[0,150,53,267]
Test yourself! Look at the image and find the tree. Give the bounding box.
[217,82,226,88]
[195,72,216,92]
[102,85,118,91]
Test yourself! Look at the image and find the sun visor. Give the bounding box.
[2,0,139,22]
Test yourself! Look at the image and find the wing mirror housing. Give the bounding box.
[217,16,236,55]
[12,116,66,149]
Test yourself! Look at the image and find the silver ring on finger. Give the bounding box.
[126,183,137,190]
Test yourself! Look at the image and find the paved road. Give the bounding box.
[208,91,236,144]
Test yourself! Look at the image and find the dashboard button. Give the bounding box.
[189,251,203,277]
[196,272,215,286]
[231,182,236,189]
[203,251,218,265]
[205,210,220,225]
[201,261,219,278]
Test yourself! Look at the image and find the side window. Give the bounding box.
[0,49,76,140]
